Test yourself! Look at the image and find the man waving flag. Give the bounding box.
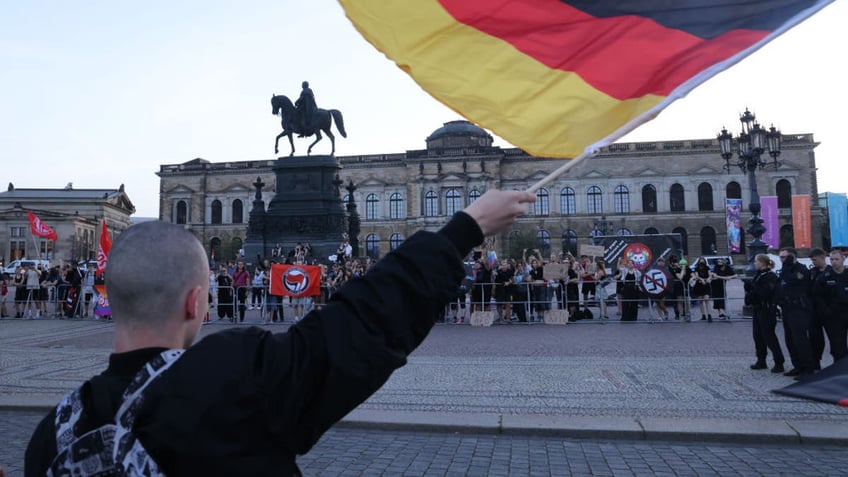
[340,0,834,164]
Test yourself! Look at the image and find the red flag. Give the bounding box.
[269,264,321,297]
[96,219,112,278]
[27,210,58,241]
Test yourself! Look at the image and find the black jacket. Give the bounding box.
[26,212,483,477]
[746,269,777,308]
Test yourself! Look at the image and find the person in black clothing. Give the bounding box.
[745,254,785,373]
[667,257,684,319]
[710,259,737,320]
[690,258,712,321]
[776,247,815,379]
[808,248,833,368]
[25,189,535,477]
[215,265,234,321]
[618,259,641,321]
[821,249,848,362]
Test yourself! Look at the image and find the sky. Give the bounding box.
[2,1,845,218]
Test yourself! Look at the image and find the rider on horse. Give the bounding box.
[295,81,316,136]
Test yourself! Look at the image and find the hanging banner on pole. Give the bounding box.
[760,196,779,250]
[725,199,743,253]
[791,195,812,249]
[827,192,848,248]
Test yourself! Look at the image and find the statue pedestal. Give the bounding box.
[245,155,346,264]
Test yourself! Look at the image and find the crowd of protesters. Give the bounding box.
[0,262,103,319]
[16,240,848,384]
[206,239,377,324]
[441,248,741,325]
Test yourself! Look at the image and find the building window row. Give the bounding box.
[364,232,405,258]
[534,180,792,216]
[173,199,246,225]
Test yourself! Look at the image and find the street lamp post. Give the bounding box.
[717,108,781,276]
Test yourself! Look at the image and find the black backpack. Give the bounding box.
[48,350,183,476]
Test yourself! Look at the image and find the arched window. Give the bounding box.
[389,193,404,219]
[642,184,657,213]
[445,188,462,216]
[211,200,222,225]
[176,200,187,224]
[670,183,685,212]
[616,228,633,236]
[780,224,794,248]
[365,193,379,220]
[587,186,603,214]
[232,199,243,224]
[673,226,688,256]
[424,191,438,217]
[700,226,717,255]
[726,181,742,199]
[777,179,792,208]
[644,227,659,235]
[560,187,576,215]
[342,193,350,205]
[534,188,550,216]
[536,229,551,257]
[614,185,630,213]
[366,234,380,258]
[561,229,578,257]
[698,183,714,211]
[469,188,481,203]
[390,233,404,251]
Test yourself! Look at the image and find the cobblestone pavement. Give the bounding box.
[3,294,848,474]
[3,410,847,477]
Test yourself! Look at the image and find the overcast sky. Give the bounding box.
[2,1,845,217]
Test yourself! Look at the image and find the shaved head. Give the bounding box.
[107,221,208,324]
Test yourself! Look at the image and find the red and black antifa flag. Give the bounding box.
[340,0,834,158]
[270,264,322,297]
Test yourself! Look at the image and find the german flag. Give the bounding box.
[340,0,834,158]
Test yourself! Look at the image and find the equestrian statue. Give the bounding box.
[271,81,347,156]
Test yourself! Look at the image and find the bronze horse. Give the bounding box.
[271,95,347,156]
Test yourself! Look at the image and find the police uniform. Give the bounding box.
[775,260,815,376]
[745,268,785,370]
[810,264,833,367]
[821,267,848,361]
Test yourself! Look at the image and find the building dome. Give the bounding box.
[426,120,493,150]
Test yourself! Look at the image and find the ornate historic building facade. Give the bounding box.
[157,121,822,263]
[0,183,135,264]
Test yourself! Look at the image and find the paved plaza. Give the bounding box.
[2,304,848,475]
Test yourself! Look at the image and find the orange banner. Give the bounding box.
[791,195,812,249]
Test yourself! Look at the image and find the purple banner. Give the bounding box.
[726,199,743,253]
[760,196,779,250]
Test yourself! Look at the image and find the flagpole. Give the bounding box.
[525,149,593,194]
[29,228,41,260]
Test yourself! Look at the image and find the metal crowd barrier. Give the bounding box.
[442,276,746,325]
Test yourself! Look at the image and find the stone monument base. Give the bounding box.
[244,155,346,265]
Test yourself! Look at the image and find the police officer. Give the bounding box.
[745,254,785,372]
[776,247,815,378]
[808,248,832,369]
[822,249,848,361]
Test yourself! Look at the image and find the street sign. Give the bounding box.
[641,267,670,297]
